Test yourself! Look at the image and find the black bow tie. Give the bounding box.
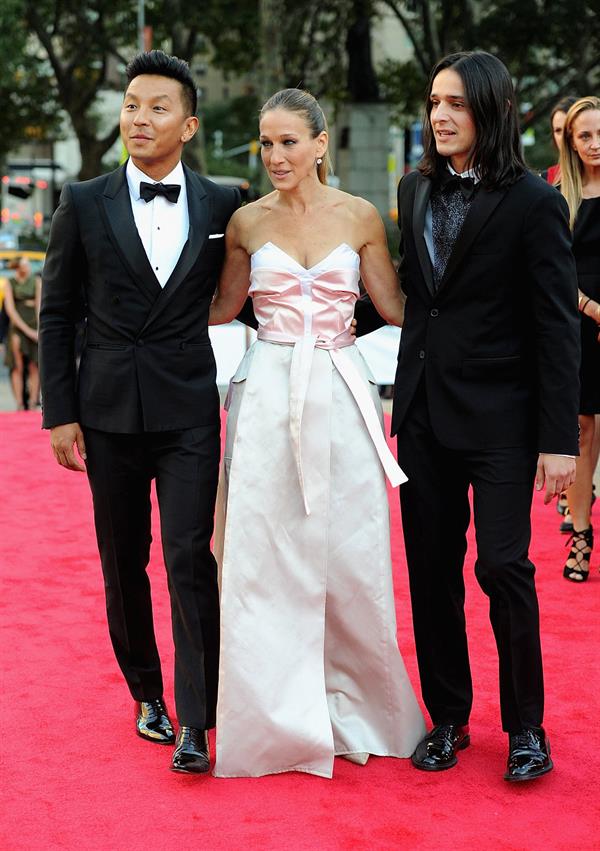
[139,181,181,204]
[439,171,476,201]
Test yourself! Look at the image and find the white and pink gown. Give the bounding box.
[214,242,425,778]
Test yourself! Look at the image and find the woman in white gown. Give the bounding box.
[209,89,425,778]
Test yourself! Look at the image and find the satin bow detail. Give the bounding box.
[439,171,476,201]
[139,181,181,203]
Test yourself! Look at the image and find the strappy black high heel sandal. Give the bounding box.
[563,526,593,582]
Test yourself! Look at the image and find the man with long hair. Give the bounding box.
[358,51,580,780]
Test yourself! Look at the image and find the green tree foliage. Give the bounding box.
[273,0,381,103]
[278,0,352,98]
[23,0,137,180]
[5,0,598,178]
[149,0,260,76]
[15,0,260,179]
[201,93,261,177]
[0,0,61,166]
[478,0,600,126]
[379,0,600,133]
[4,0,373,179]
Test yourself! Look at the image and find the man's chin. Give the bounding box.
[128,150,156,166]
[435,143,457,156]
[128,146,151,157]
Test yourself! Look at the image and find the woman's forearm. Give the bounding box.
[373,286,406,327]
[209,294,237,326]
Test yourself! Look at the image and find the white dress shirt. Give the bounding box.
[126,159,189,288]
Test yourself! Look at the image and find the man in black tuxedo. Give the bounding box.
[39,51,240,774]
[357,52,580,781]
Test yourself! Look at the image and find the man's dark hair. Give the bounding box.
[125,50,197,116]
[419,51,527,189]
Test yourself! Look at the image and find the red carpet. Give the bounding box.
[1,411,599,850]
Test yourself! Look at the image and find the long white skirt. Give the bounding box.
[214,340,425,778]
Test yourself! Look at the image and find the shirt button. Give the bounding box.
[430,308,439,317]
[137,339,144,347]
[418,350,425,359]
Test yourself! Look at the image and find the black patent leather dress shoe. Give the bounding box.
[135,698,175,744]
[171,727,210,774]
[411,724,470,771]
[504,727,553,782]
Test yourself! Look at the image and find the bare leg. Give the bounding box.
[27,361,40,407]
[592,415,600,479]
[563,414,595,581]
[569,415,596,530]
[9,334,24,410]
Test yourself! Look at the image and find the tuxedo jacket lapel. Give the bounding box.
[139,165,211,333]
[411,176,435,297]
[98,165,162,304]
[438,186,507,292]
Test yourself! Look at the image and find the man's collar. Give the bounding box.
[447,162,480,184]
[126,158,184,200]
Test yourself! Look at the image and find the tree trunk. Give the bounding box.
[260,0,285,101]
[167,21,207,174]
[259,0,285,193]
[75,123,121,181]
[346,0,379,102]
[182,124,207,175]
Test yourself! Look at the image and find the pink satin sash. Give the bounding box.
[257,328,407,515]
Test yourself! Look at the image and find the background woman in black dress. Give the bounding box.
[558,96,600,581]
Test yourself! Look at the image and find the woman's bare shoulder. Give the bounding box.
[230,194,277,229]
[326,187,379,221]
[351,193,381,223]
[227,196,272,246]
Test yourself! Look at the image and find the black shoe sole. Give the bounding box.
[503,759,553,782]
[136,729,176,745]
[170,762,210,775]
[411,735,471,771]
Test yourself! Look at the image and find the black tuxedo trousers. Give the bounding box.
[397,381,542,733]
[84,423,221,729]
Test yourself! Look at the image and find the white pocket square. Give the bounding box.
[208,233,224,239]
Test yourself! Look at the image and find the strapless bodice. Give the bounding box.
[240,240,406,512]
[250,242,360,347]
